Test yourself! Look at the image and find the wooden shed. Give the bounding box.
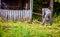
[0,0,33,21]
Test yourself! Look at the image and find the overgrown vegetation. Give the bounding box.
[0,16,60,37]
[33,0,60,16]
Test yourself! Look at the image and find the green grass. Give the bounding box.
[0,16,60,37]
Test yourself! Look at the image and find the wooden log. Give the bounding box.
[33,12,42,16]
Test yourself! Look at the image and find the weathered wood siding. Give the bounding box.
[0,0,33,21]
[0,9,32,21]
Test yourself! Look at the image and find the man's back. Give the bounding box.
[42,8,51,15]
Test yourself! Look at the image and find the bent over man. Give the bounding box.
[42,8,53,26]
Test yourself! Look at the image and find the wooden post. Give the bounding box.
[29,0,33,22]
[30,0,33,10]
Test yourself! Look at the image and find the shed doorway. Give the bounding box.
[1,0,30,10]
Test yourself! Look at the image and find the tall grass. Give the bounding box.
[0,16,60,37]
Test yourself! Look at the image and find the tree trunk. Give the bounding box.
[50,0,53,17]
[50,0,53,12]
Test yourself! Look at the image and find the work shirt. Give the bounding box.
[42,8,52,16]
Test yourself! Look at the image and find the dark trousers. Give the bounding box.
[42,13,53,26]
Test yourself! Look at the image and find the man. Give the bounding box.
[42,8,53,26]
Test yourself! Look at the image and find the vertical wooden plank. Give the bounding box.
[24,10,26,20]
[9,10,10,20]
[19,10,20,20]
[10,9,12,20]
[26,10,28,21]
[11,10,12,20]
[14,10,15,21]
[1,9,32,21]
[29,10,32,19]
[17,10,18,20]
[10,10,11,20]
[22,10,23,21]
[5,10,7,20]
[21,10,23,21]
[7,10,8,21]
[0,9,1,17]
[20,10,21,20]
[4,10,6,20]
[25,10,27,21]
[7,10,9,21]
[11,12,12,20]
[20,11,22,20]
[9,10,11,20]
[12,10,13,21]
[16,10,18,21]
[30,0,33,20]
[24,10,25,21]
[11,10,13,20]
[23,10,24,21]
[19,10,20,21]
[1,10,3,18]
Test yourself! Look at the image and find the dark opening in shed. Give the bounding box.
[1,0,30,10]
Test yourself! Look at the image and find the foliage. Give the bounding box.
[32,14,42,21]
[33,0,60,17]
[33,0,42,13]
[0,16,60,37]
[55,0,60,3]
[54,2,60,16]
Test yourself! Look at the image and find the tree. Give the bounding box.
[50,0,53,16]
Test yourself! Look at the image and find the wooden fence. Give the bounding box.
[0,9,32,21]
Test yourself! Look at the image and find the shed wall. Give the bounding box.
[0,9,32,21]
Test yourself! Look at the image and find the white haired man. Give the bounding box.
[42,8,53,26]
